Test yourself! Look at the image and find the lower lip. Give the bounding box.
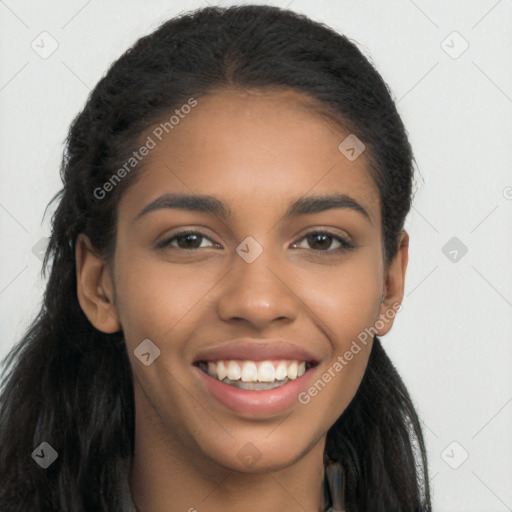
[194,365,316,416]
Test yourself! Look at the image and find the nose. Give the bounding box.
[216,246,300,330]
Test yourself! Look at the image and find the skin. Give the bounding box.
[76,88,409,512]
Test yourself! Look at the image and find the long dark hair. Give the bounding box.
[0,5,430,511]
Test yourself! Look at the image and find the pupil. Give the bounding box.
[180,234,201,248]
[308,233,331,250]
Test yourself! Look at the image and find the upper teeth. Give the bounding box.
[203,360,307,383]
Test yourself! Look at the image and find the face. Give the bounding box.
[80,88,405,475]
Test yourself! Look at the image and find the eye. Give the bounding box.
[155,229,355,253]
[155,230,220,250]
[291,230,355,252]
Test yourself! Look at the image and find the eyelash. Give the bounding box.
[155,229,355,253]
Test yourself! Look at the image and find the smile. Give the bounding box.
[197,359,312,390]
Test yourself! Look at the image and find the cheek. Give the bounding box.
[292,253,380,417]
[299,251,382,343]
[113,252,218,350]
[297,280,376,428]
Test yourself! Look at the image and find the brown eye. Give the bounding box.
[292,231,355,252]
[174,233,205,249]
[155,230,218,250]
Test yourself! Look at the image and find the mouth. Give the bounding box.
[191,339,321,415]
[195,359,316,391]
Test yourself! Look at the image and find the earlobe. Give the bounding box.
[75,233,121,333]
[375,230,409,337]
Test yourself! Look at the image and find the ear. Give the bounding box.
[75,233,121,333]
[375,230,409,336]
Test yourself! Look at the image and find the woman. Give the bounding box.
[0,4,431,511]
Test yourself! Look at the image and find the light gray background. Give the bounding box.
[1,1,511,510]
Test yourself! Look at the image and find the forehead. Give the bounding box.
[119,88,380,225]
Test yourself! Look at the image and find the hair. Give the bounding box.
[0,4,430,511]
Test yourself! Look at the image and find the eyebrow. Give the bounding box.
[134,192,372,224]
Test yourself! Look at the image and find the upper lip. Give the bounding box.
[192,338,320,364]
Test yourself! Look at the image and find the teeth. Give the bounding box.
[221,378,288,390]
[257,361,275,382]
[240,361,258,382]
[227,360,241,380]
[216,361,227,381]
[287,361,298,380]
[201,359,311,386]
[275,361,287,380]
